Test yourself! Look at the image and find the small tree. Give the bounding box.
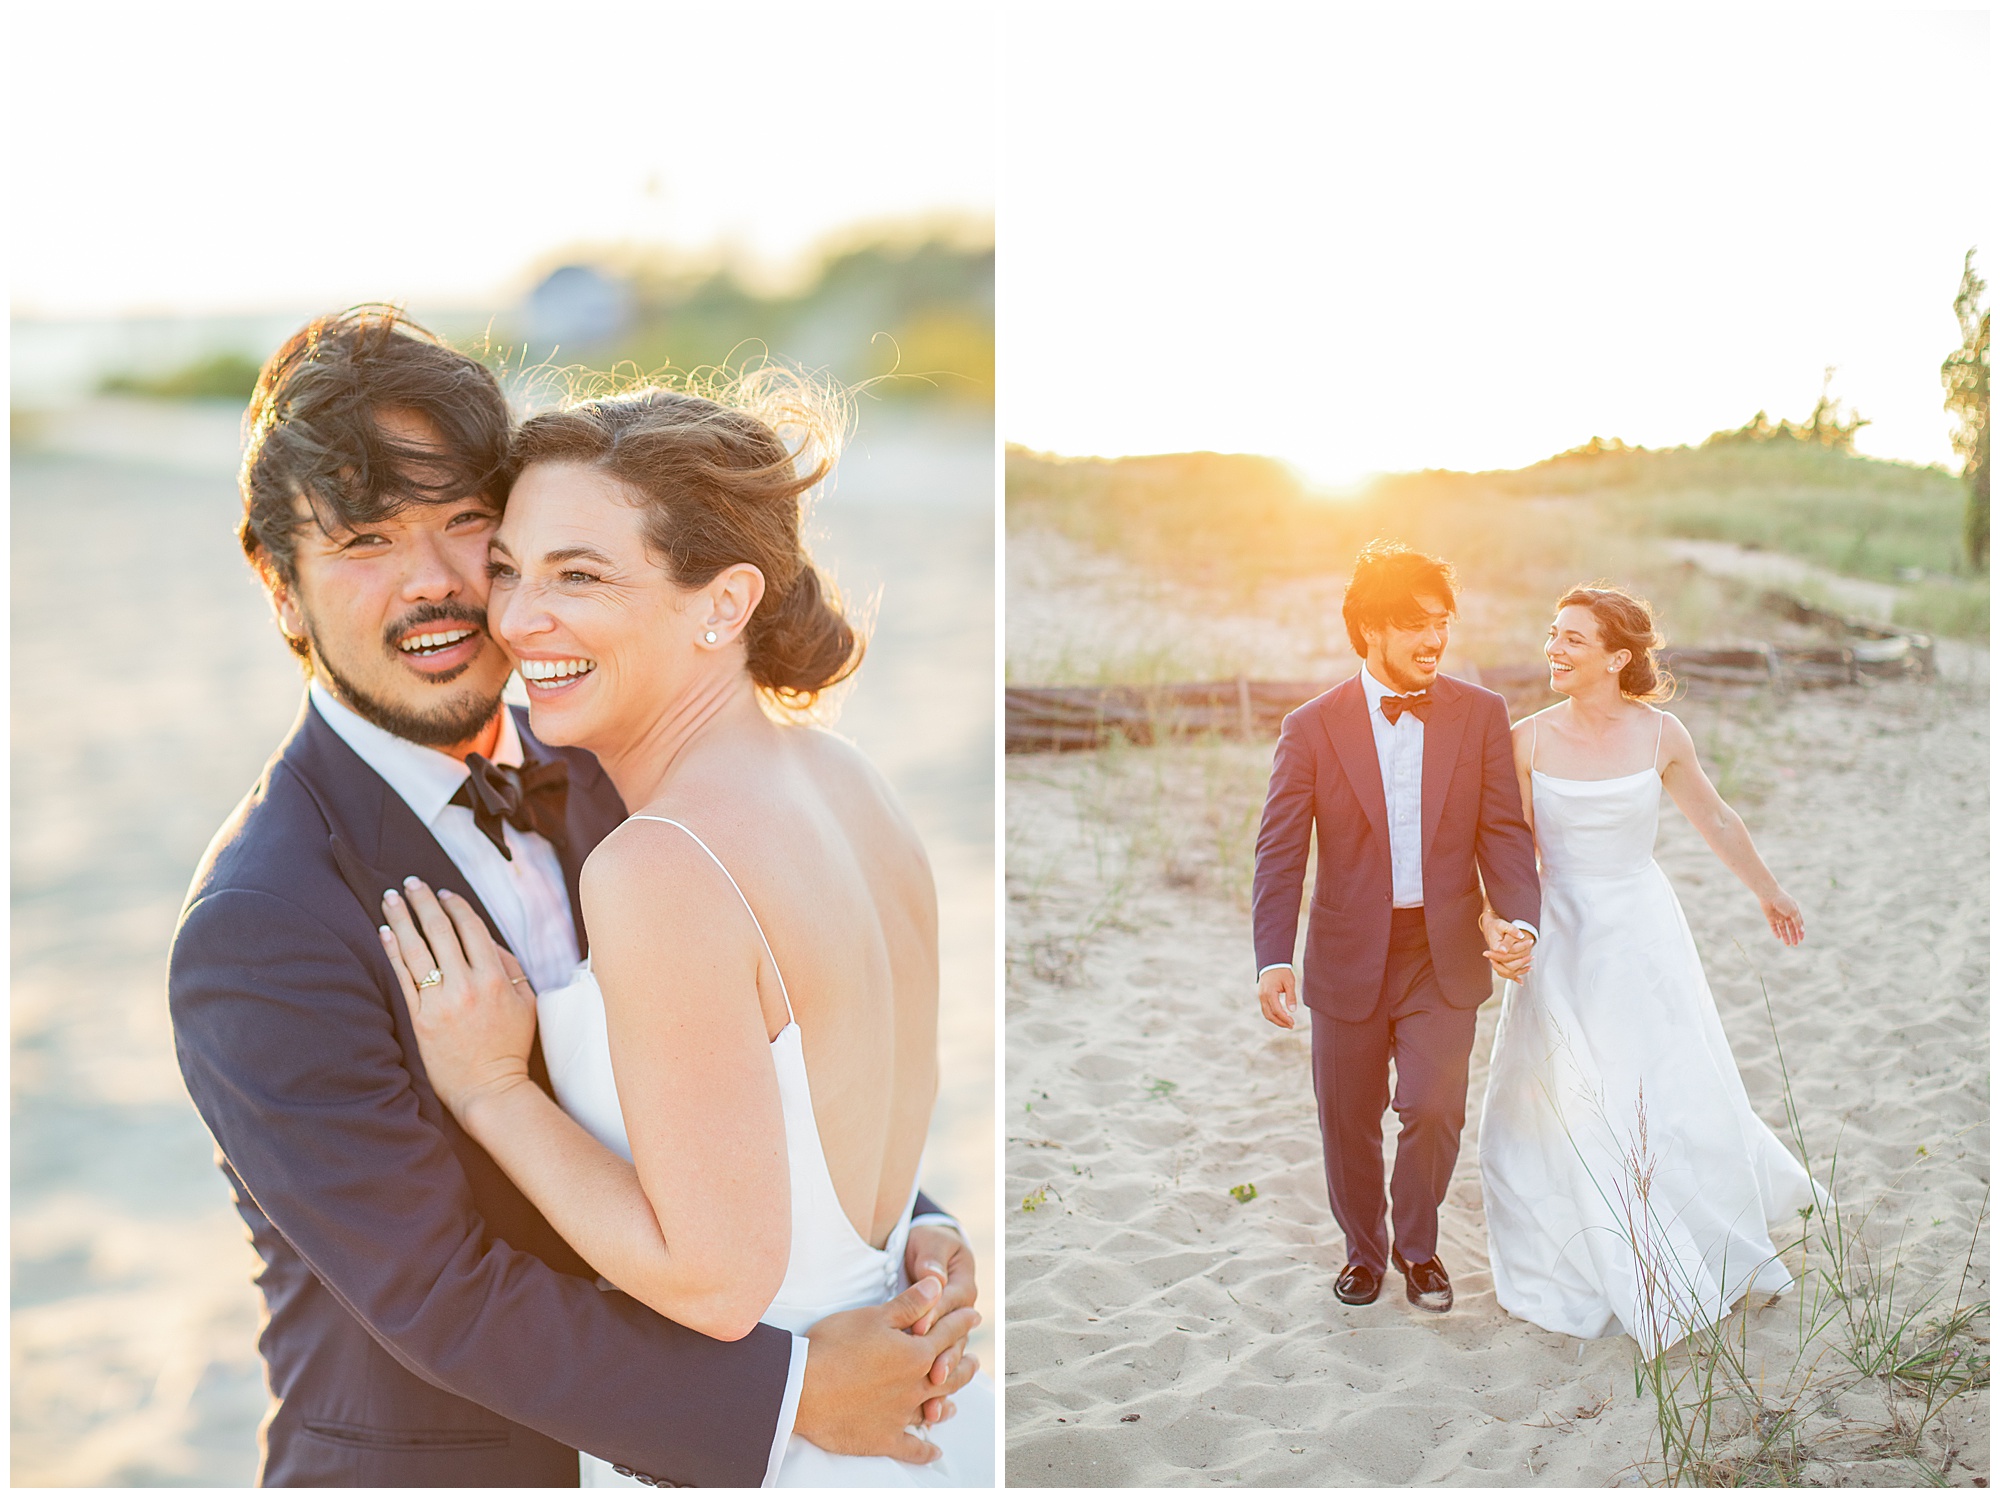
[1942,249,1989,571]
[1703,368,1869,452]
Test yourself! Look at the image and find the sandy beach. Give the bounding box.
[1004,536,1988,1486]
[11,398,994,1485]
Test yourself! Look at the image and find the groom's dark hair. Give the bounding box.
[1341,540,1458,655]
[237,306,511,632]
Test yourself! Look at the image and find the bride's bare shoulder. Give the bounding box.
[795,724,913,814]
[579,811,736,900]
[1509,705,1560,757]
[1652,706,1697,762]
[791,720,882,780]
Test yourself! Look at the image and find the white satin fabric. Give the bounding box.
[537,817,992,1486]
[1479,764,1818,1355]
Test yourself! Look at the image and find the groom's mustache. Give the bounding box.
[383,603,488,653]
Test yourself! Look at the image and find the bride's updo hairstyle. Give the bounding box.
[1556,584,1676,702]
[510,371,863,710]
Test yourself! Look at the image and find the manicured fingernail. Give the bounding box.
[383,889,400,903]
[438,888,455,900]
[403,876,419,888]
[379,925,393,939]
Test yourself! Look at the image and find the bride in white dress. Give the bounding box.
[377,382,992,1484]
[1479,586,1818,1356]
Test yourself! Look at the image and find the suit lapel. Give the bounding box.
[1420,675,1472,862]
[1320,675,1388,839]
[302,699,627,954]
[294,701,558,1093]
[304,711,514,957]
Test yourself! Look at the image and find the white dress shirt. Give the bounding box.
[311,683,822,1484]
[310,681,581,991]
[1358,666,1427,908]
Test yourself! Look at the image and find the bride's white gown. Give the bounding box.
[1479,721,1818,1356]
[535,816,994,1486]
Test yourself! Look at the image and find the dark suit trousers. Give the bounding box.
[1309,907,1479,1273]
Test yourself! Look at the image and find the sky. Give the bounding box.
[1001,9,1989,481]
[10,3,994,318]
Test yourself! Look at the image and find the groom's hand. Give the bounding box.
[1258,966,1299,1029]
[1479,912,1534,981]
[797,1278,980,1463]
[903,1223,977,1423]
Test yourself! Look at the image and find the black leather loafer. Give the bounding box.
[1334,1262,1383,1305]
[1391,1251,1454,1312]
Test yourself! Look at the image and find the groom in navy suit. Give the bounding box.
[1251,542,1539,1314]
[169,310,977,1486]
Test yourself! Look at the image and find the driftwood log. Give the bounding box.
[1006,604,1935,754]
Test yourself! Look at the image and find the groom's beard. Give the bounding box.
[308,608,506,749]
[1380,658,1437,694]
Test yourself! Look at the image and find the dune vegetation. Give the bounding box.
[1007,429,1985,646]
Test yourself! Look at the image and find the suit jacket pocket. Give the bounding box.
[302,1419,511,1452]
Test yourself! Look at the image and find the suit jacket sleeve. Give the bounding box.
[1251,709,1317,973]
[1472,694,1540,929]
[169,885,794,1488]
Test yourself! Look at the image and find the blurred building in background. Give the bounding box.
[525,265,636,351]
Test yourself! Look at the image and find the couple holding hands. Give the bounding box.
[1253,542,1817,1354]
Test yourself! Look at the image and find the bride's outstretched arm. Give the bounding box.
[381,859,791,1342]
[1657,711,1805,946]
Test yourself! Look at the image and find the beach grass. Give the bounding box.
[1608,971,1990,1487]
[1516,441,1969,579]
[1008,439,1984,648]
[1895,576,1992,642]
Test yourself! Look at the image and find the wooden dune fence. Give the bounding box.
[1006,596,1935,754]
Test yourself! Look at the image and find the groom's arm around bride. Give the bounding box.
[169,733,975,1486]
[166,309,976,1488]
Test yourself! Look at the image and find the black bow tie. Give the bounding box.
[450,752,569,860]
[1381,692,1431,725]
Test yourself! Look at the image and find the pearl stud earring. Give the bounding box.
[704,629,719,644]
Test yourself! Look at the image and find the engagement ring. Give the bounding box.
[416,969,443,989]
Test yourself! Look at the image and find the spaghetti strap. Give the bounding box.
[1652,709,1666,774]
[1530,715,1539,773]
[622,815,794,1026]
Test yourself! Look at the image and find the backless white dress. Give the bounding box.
[536,816,994,1486]
[1479,714,1819,1356]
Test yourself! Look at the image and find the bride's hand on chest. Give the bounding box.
[379,879,538,1116]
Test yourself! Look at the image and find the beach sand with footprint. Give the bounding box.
[1005,668,1987,1486]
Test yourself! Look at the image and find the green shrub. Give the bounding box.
[99,351,262,401]
[1894,577,1989,641]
